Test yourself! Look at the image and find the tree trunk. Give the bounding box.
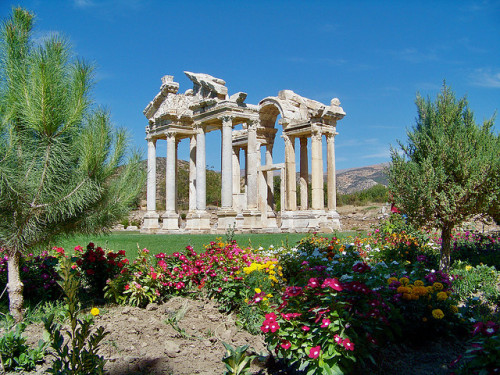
[7,250,24,322]
[439,224,453,271]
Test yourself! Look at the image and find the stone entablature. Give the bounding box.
[141,72,345,234]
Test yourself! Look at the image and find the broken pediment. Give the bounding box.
[184,71,228,101]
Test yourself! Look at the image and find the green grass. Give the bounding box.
[52,231,360,260]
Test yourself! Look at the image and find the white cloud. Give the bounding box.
[469,68,500,88]
[361,149,391,159]
[74,0,94,8]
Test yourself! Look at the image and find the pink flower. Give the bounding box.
[301,325,310,332]
[321,278,343,291]
[342,338,354,351]
[308,345,321,359]
[334,334,343,345]
[307,278,320,288]
[269,322,280,333]
[280,340,291,350]
[265,313,277,322]
[321,318,330,328]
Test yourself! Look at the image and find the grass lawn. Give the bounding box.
[53,231,360,259]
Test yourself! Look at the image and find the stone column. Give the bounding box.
[196,125,206,211]
[265,143,274,210]
[221,116,233,209]
[327,132,337,211]
[189,134,197,212]
[299,137,309,210]
[311,129,324,210]
[165,132,176,213]
[142,137,159,232]
[146,137,157,212]
[232,147,240,195]
[247,120,258,210]
[283,134,297,211]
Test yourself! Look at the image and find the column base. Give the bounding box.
[216,208,238,234]
[158,211,180,232]
[185,211,211,233]
[140,211,160,233]
[241,210,263,232]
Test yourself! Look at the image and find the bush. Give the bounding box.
[0,320,46,371]
[0,250,61,303]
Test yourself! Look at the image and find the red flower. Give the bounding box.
[280,340,291,350]
[342,338,354,351]
[321,278,343,291]
[124,284,130,290]
[308,345,321,359]
[86,269,95,275]
[321,318,330,328]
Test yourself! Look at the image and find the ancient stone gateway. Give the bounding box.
[141,72,345,234]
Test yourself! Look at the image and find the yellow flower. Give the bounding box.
[450,305,458,314]
[397,286,410,294]
[387,277,398,285]
[90,308,100,316]
[254,288,262,294]
[433,282,444,291]
[436,291,448,301]
[432,309,444,319]
[422,317,428,322]
[414,280,424,287]
[399,277,409,285]
[465,265,473,271]
[414,286,428,296]
[266,294,273,298]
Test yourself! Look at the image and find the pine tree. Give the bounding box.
[388,84,499,270]
[0,7,145,321]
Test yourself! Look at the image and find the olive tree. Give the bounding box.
[388,84,499,270]
[0,8,145,321]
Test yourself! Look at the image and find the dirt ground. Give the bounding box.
[18,295,468,375]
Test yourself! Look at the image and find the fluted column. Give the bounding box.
[196,125,206,211]
[146,137,157,212]
[221,116,233,209]
[265,143,274,210]
[247,120,258,209]
[232,147,240,195]
[311,129,324,210]
[189,134,197,211]
[283,134,297,211]
[166,132,176,213]
[299,137,309,210]
[327,132,337,210]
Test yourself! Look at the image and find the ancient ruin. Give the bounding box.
[141,72,345,233]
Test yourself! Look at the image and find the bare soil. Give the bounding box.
[18,295,468,375]
[22,296,268,375]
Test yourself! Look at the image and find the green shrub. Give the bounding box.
[0,320,46,371]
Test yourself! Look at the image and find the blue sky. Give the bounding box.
[2,0,499,171]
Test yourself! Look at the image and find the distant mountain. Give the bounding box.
[138,158,388,204]
[336,163,389,195]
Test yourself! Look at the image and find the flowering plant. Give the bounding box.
[73,243,128,299]
[450,320,500,374]
[0,249,60,302]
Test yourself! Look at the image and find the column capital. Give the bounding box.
[311,129,322,142]
[246,118,259,130]
[221,115,234,125]
[166,131,176,140]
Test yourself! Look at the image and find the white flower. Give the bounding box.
[391,261,399,265]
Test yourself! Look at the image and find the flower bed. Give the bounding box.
[1,216,499,374]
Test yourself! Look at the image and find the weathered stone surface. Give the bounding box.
[141,72,346,234]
